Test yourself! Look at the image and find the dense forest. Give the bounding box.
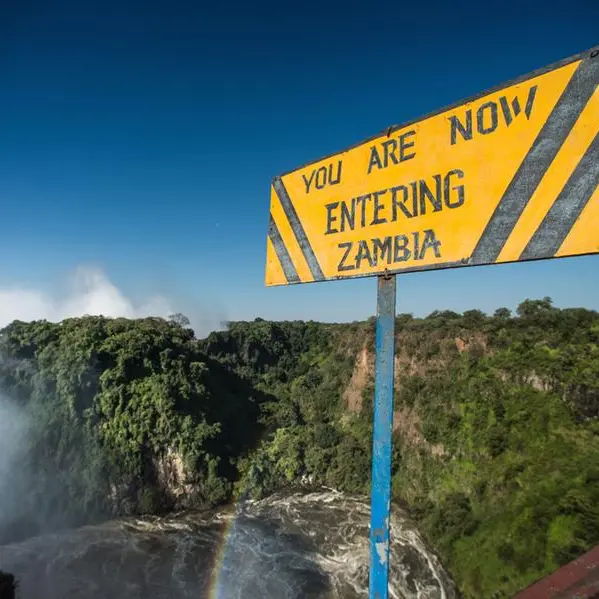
[0,298,598,598]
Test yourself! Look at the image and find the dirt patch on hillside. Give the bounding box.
[343,346,372,413]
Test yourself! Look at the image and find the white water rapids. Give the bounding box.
[0,490,457,599]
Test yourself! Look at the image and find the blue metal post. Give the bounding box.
[369,274,397,599]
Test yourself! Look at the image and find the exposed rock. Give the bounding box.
[343,346,372,413]
[152,447,197,508]
[454,332,488,354]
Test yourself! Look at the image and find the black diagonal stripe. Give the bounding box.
[272,177,325,280]
[470,55,599,265]
[520,131,599,260]
[268,215,300,283]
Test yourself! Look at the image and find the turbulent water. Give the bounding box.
[0,490,456,599]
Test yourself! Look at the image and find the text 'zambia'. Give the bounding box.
[265,46,599,286]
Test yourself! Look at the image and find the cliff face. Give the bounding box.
[0,316,266,543]
[0,300,598,599]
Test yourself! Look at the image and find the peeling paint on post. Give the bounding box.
[369,274,396,599]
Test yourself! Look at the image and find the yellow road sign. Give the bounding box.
[265,45,599,286]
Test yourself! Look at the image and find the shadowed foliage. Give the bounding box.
[0,572,15,599]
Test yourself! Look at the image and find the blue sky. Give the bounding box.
[1,0,598,328]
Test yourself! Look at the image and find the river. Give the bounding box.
[0,490,457,599]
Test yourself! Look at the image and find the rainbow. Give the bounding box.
[206,509,239,599]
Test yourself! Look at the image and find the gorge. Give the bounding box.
[0,298,598,598]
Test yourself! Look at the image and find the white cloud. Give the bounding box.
[0,265,228,338]
[0,266,173,327]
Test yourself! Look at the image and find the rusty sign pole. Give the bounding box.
[369,273,397,599]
